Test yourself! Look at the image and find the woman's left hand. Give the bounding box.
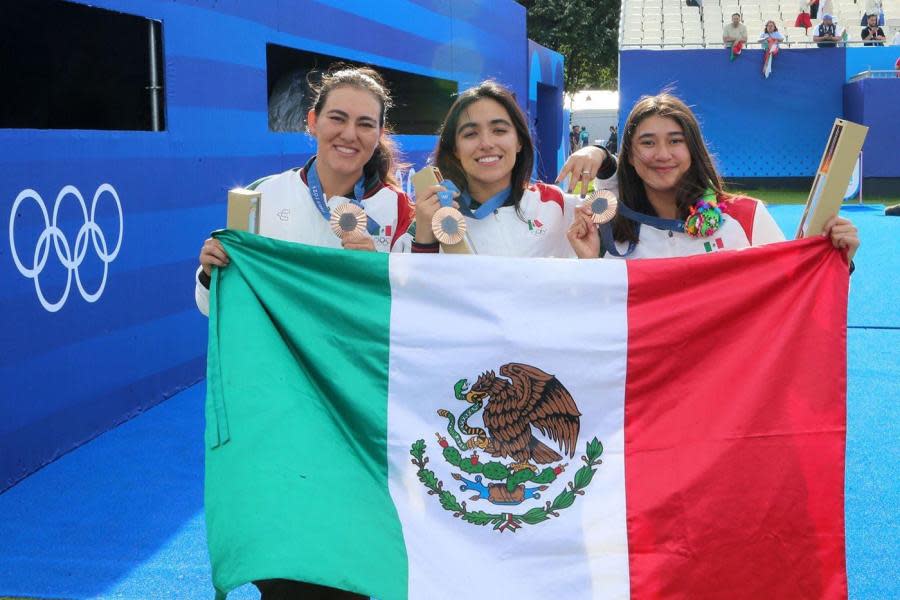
[341,232,377,252]
[823,215,859,262]
[567,205,602,259]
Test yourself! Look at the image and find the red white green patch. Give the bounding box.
[704,238,725,252]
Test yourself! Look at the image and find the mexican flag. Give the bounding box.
[730,39,744,61]
[205,231,849,600]
[763,38,780,78]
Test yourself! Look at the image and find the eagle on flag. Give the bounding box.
[464,362,581,472]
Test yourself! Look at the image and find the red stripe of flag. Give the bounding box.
[624,238,848,599]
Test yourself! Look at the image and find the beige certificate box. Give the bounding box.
[796,119,868,238]
[226,188,261,234]
[411,165,444,198]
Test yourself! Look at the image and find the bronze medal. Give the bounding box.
[432,206,467,246]
[330,202,368,238]
[585,189,618,224]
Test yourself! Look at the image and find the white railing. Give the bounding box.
[620,40,897,49]
[849,69,900,81]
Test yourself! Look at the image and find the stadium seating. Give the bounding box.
[620,0,900,48]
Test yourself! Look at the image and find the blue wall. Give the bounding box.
[845,46,900,82]
[528,40,566,182]
[843,78,900,177]
[620,48,848,178]
[0,0,540,491]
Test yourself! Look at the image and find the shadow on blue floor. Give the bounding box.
[0,204,896,599]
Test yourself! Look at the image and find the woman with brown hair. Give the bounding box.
[398,80,616,257]
[566,93,859,262]
[194,65,414,315]
[195,65,413,599]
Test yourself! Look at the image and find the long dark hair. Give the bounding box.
[433,80,534,210]
[308,65,403,187]
[613,93,725,243]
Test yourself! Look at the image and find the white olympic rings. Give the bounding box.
[9,183,123,312]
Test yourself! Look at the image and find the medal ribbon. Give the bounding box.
[433,180,510,220]
[307,158,380,235]
[435,179,510,220]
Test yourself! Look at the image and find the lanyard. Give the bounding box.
[599,203,686,258]
[306,158,380,235]
[434,179,510,220]
[459,186,511,219]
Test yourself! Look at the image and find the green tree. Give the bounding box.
[518,0,620,92]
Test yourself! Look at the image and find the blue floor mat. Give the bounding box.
[0,385,257,599]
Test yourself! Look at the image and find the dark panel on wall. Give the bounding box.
[0,0,165,131]
[265,44,458,135]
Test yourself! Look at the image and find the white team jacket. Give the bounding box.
[195,168,413,315]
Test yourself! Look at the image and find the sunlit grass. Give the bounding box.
[725,187,897,206]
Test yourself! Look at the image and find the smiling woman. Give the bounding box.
[193,66,416,599]
[395,80,617,257]
[565,93,860,263]
[193,66,415,318]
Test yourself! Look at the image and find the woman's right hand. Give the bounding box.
[414,184,455,244]
[200,238,230,276]
[567,205,601,259]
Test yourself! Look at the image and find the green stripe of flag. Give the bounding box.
[205,230,407,599]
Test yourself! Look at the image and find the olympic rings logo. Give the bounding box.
[9,183,123,312]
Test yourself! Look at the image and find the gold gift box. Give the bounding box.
[796,119,868,238]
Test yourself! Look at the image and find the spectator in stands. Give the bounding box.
[570,125,580,154]
[580,126,590,148]
[892,28,900,45]
[862,14,887,45]
[814,14,842,47]
[759,21,786,47]
[861,0,884,26]
[796,1,813,33]
[723,13,749,47]
[809,0,820,19]
[606,125,618,153]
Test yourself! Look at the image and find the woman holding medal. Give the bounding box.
[194,66,414,316]
[398,80,616,257]
[565,93,860,263]
[195,65,408,598]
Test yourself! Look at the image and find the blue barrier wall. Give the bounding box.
[843,78,900,178]
[845,46,900,81]
[0,0,543,491]
[620,48,847,178]
[528,40,566,182]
